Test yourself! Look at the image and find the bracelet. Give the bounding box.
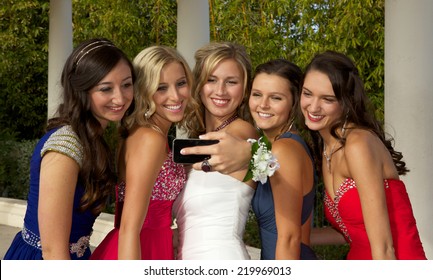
[242,135,280,184]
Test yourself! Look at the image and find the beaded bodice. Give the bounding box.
[324,178,426,259]
[118,150,186,202]
[151,150,186,200]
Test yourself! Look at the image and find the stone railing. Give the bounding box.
[0,197,114,247]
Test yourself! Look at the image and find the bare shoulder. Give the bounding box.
[226,119,258,139]
[344,129,382,158]
[126,126,166,150]
[272,136,307,161]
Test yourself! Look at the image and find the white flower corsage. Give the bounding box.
[243,135,280,184]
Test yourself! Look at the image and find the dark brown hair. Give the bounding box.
[47,38,135,214]
[302,50,408,175]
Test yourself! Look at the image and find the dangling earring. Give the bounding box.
[145,111,150,119]
[341,114,348,135]
[287,117,295,132]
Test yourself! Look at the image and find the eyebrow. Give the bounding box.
[97,76,132,86]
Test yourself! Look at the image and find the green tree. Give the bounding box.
[0,0,385,141]
[0,0,49,140]
[209,0,384,117]
[72,0,178,59]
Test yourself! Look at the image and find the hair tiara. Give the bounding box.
[74,40,116,67]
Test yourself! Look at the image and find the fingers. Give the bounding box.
[181,144,216,156]
[198,131,227,140]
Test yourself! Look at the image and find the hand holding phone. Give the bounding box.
[172,139,219,164]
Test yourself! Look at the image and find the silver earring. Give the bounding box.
[145,111,150,118]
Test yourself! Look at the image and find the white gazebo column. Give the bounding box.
[385,0,433,258]
[177,0,210,68]
[176,0,210,137]
[48,0,73,119]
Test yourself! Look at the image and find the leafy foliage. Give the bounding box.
[72,0,178,60]
[1,0,385,141]
[0,0,50,140]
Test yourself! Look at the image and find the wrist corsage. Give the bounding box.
[243,135,280,184]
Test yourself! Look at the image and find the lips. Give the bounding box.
[164,103,183,112]
[212,98,229,106]
[108,105,125,112]
[307,112,324,122]
[257,112,272,118]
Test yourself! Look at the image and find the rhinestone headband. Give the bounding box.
[75,40,115,67]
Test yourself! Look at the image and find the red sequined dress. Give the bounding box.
[324,178,426,260]
[90,150,186,260]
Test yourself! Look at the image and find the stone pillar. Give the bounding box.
[385,0,433,258]
[48,0,73,119]
[176,0,210,137]
[177,0,210,68]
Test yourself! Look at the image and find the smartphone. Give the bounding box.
[172,138,219,164]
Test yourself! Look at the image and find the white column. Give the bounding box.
[177,0,209,69]
[385,0,433,258]
[48,0,73,119]
[176,0,210,137]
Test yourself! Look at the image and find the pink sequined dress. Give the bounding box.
[90,150,186,260]
[324,178,426,260]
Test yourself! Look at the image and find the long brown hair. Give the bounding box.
[302,50,408,175]
[47,38,135,214]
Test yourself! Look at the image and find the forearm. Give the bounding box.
[118,228,141,259]
[275,236,301,260]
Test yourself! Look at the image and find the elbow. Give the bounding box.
[371,242,396,260]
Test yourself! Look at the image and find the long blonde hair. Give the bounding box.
[121,45,199,136]
[184,42,253,138]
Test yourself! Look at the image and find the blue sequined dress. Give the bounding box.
[251,132,318,260]
[3,125,95,260]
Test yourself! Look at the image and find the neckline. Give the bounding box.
[213,114,238,131]
[326,178,402,203]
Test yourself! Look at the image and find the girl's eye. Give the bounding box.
[227,80,238,85]
[207,78,216,83]
[177,80,187,87]
[324,98,337,103]
[100,87,112,93]
[302,91,311,97]
[122,82,133,88]
[271,96,282,101]
[157,85,168,91]
[251,92,261,97]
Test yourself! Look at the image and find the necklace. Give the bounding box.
[214,114,238,131]
[323,120,348,172]
[323,141,338,173]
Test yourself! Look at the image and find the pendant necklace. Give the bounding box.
[323,121,347,172]
[323,141,338,173]
[213,114,238,131]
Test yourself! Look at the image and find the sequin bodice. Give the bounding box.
[324,178,426,260]
[118,150,186,202]
[151,150,186,201]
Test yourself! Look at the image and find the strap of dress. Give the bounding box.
[40,125,84,168]
[278,131,317,225]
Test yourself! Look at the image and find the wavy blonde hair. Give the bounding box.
[184,42,253,138]
[121,45,199,136]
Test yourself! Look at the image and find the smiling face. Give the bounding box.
[200,58,244,124]
[300,70,344,135]
[249,73,294,140]
[89,59,134,128]
[150,61,190,131]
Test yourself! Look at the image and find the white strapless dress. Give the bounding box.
[173,169,255,260]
